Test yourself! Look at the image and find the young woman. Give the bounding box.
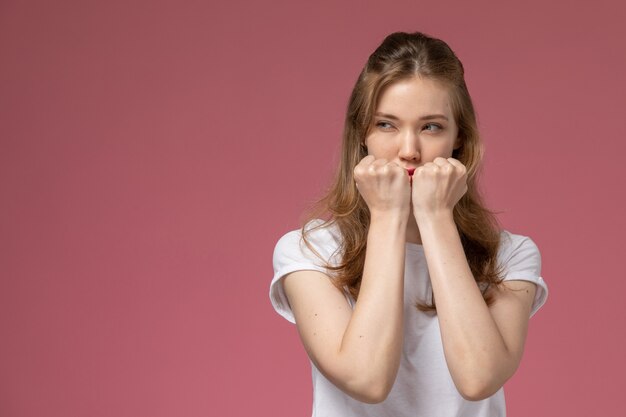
[269,31,548,417]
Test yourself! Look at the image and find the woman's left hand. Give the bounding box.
[411,157,468,219]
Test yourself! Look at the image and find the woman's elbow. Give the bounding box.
[456,378,502,402]
[453,359,515,401]
[321,357,400,404]
[342,374,395,404]
[350,382,393,404]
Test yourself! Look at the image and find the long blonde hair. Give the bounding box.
[302,32,503,310]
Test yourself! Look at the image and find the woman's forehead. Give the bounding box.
[376,77,453,120]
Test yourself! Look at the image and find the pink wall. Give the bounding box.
[1,0,624,415]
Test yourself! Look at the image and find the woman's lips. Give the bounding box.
[407,168,416,177]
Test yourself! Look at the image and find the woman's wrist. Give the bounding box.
[368,212,409,243]
[370,210,410,228]
[413,209,455,228]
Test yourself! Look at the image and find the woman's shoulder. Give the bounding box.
[497,229,548,316]
[497,229,541,264]
[270,219,344,324]
[273,219,342,268]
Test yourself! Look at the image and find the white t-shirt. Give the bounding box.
[269,220,548,417]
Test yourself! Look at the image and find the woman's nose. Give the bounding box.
[398,131,420,161]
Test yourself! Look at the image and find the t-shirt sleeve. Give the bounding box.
[499,231,548,317]
[269,222,340,323]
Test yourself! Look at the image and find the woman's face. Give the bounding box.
[364,76,460,171]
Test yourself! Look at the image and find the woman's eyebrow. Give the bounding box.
[374,112,401,120]
[374,112,448,121]
[420,114,449,121]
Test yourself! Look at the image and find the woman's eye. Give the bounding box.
[423,123,442,132]
[376,121,394,130]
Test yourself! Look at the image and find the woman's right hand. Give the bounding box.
[285,156,411,403]
[353,155,411,218]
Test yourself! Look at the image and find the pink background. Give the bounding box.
[1,0,624,415]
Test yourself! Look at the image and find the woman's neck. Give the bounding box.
[406,211,422,245]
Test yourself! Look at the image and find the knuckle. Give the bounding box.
[372,159,387,167]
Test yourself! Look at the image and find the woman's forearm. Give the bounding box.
[338,213,407,400]
[416,211,514,399]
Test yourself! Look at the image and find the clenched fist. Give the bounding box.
[353,155,411,218]
[411,157,468,218]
